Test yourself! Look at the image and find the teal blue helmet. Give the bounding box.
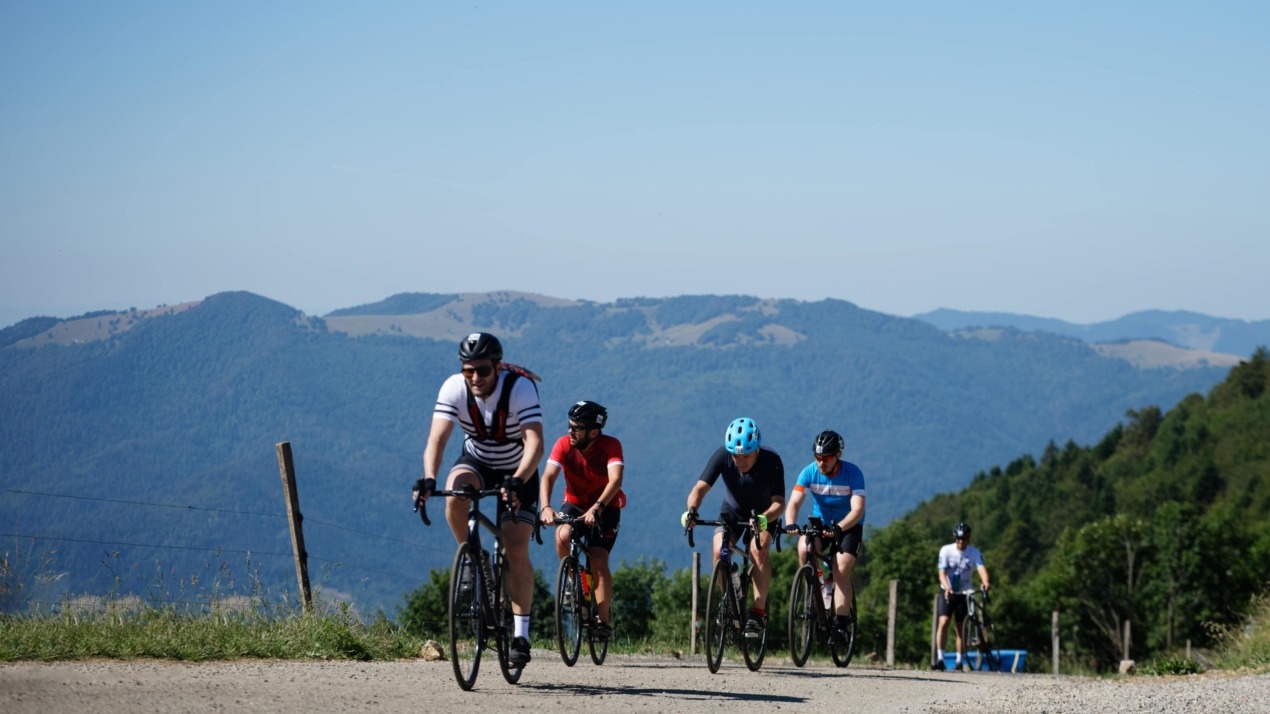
[724,417,761,455]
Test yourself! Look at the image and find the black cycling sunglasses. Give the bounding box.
[461,364,495,378]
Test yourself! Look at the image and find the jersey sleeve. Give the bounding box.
[508,372,543,425]
[547,435,571,466]
[603,437,624,466]
[432,374,464,423]
[697,447,727,485]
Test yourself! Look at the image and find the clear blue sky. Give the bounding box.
[3,2,1267,328]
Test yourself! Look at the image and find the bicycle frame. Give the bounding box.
[417,485,522,690]
[685,514,772,673]
[787,519,857,668]
[550,514,608,666]
[957,587,999,671]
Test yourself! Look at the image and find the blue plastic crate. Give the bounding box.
[943,649,1027,672]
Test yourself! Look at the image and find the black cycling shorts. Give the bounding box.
[448,452,539,527]
[559,502,621,553]
[937,591,970,622]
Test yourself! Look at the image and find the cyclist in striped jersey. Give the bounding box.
[415,332,544,665]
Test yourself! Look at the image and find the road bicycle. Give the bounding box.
[786,518,856,668]
[549,513,609,667]
[684,512,775,673]
[417,485,522,690]
[960,587,1000,671]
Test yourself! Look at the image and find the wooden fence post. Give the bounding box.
[930,592,940,667]
[1123,619,1132,661]
[691,551,700,655]
[1052,611,1060,675]
[886,579,898,668]
[276,442,312,613]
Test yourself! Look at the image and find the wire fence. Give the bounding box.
[1,487,447,608]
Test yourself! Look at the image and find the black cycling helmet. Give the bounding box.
[953,522,972,539]
[459,332,503,362]
[813,429,845,455]
[568,400,608,429]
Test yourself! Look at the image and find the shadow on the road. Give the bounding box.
[518,681,807,704]
[611,660,988,686]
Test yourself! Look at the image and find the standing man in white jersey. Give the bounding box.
[934,521,991,672]
[413,332,544,665]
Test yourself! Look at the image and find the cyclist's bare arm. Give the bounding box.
[419,416,456,501]
[783,488,807,527]
[539,460,562,524]
[686,480,711,513]
[840,493,865,531]
[585,462,623,526]
[502,422,544,510]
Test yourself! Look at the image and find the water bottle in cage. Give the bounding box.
[822,572,834,610]
[581,568,593,599]
[731,561,743,595]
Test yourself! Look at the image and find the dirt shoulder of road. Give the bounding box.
[3,655,1268,714]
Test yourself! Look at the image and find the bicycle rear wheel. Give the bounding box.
[788,565,817,668]
[448,542,483,691]
[555,556,582,667]
[968,615,999,671]
[703,560,730,674]
[495,553,524,685]
[739,574,767,672]
[588,607,609,666]
[830,590,857,668]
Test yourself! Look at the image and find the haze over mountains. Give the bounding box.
[1,291,1258,615]
[913,308,1270,360]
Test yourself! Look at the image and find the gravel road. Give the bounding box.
[4,654,1268,713]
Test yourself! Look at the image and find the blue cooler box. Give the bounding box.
[943,649,1027,672]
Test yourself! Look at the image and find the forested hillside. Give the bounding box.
[0,291,1239,616]
[854,348,1270,668]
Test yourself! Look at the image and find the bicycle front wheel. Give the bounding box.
[788,565,817,668]
[495,552,524,685]
[555,556,583,667]
[448,542,483,691]
[703,560,731,674]
[830,590,856,668]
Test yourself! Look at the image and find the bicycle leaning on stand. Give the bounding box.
[787,517,857,668]
[684,511,776,673]
[960,587,1000,671]
[416,485,523,691]
[550,514,609,667]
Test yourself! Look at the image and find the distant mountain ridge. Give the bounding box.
[914,307,1270,358]
[0,290,1246,615]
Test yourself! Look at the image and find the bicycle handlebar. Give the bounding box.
[682,512,782,552]
[413,485,505,527]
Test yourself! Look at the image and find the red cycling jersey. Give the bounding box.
[547,433,626,509]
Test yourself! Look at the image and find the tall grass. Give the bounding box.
[0,598,427,661]
[1211,591,1270,671]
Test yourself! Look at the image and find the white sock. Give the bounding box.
[955,653,963,664]
[515,615,530,639]
[937,649,945,660]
